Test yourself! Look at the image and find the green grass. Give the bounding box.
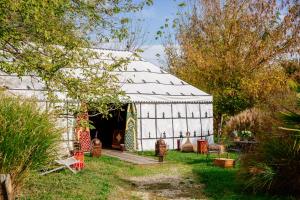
[22,156,126,200]
[139,151,294,200]
[21,151,295,200]
[21,155,177,200]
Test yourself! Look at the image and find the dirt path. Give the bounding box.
[127,174,206,200]
[109,166,207,200]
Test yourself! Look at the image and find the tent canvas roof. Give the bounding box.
[0,49,212,103]
[98,49,212,103]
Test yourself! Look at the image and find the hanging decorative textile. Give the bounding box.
[124,103,137,151]
[75,106,91,152]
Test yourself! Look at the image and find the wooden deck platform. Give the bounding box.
[102,149,159,165]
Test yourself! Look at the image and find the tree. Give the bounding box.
[165,0,299,140]
[0,0,152,115]
[100,18,149,51]
[280,59,300,84]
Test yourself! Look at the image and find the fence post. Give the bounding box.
[0,174,13,200]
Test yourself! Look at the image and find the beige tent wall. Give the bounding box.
[136,102,213,151]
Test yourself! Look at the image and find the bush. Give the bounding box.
[0,93,60,195]
[239,100,300,196]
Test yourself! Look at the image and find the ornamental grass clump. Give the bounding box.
[0,93,60,196]
[225,108,266,137]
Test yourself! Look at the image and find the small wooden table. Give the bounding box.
[233,140,258,153]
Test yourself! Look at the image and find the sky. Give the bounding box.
[94,1,184,67]
[135,0,181,66]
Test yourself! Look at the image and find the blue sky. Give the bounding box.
[136,0,181,66]
[95,1,183,66]
[137,0,179,45]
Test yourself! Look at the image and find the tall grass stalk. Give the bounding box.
[0,93,60,195]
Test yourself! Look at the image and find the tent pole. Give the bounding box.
[155,103,158,139]
[199,103,203,139]
[185,103,189,133]
[171,103,175,149]
[139,103,143,151]
[66,101,70,152]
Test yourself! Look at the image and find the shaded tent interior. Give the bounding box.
[88,104,128,149]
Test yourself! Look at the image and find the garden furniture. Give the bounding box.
[40,157,79,176]
[233,140,258,153]
[206,144,237,167]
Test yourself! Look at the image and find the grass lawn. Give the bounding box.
[21,151,294,200]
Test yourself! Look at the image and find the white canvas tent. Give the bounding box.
[0,49,213,152]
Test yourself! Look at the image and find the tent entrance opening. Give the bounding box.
[89,104,128,149]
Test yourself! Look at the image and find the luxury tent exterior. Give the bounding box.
[0,49,213,152]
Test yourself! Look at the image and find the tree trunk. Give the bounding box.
[0,174,13,200]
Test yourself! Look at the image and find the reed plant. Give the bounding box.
[0,93,60,195]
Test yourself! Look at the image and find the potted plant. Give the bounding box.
[238,130,252,141]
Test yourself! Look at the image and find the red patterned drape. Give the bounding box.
[75,111,91,152]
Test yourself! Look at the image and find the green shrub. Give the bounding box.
[239,99,300,196]
[0,93,60,194]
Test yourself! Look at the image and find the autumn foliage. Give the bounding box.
[166,0,299,128]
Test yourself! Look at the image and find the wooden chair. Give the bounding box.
[206,144,230,165]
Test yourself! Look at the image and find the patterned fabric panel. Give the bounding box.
[75,111,91,152]
[125,103,137,151]
[78,129,91,152]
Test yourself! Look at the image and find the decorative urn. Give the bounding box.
[90,138,102,157]
[155,138,167,162]
[181,132,194,152]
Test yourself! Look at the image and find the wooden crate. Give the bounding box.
[213,158,235,168]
